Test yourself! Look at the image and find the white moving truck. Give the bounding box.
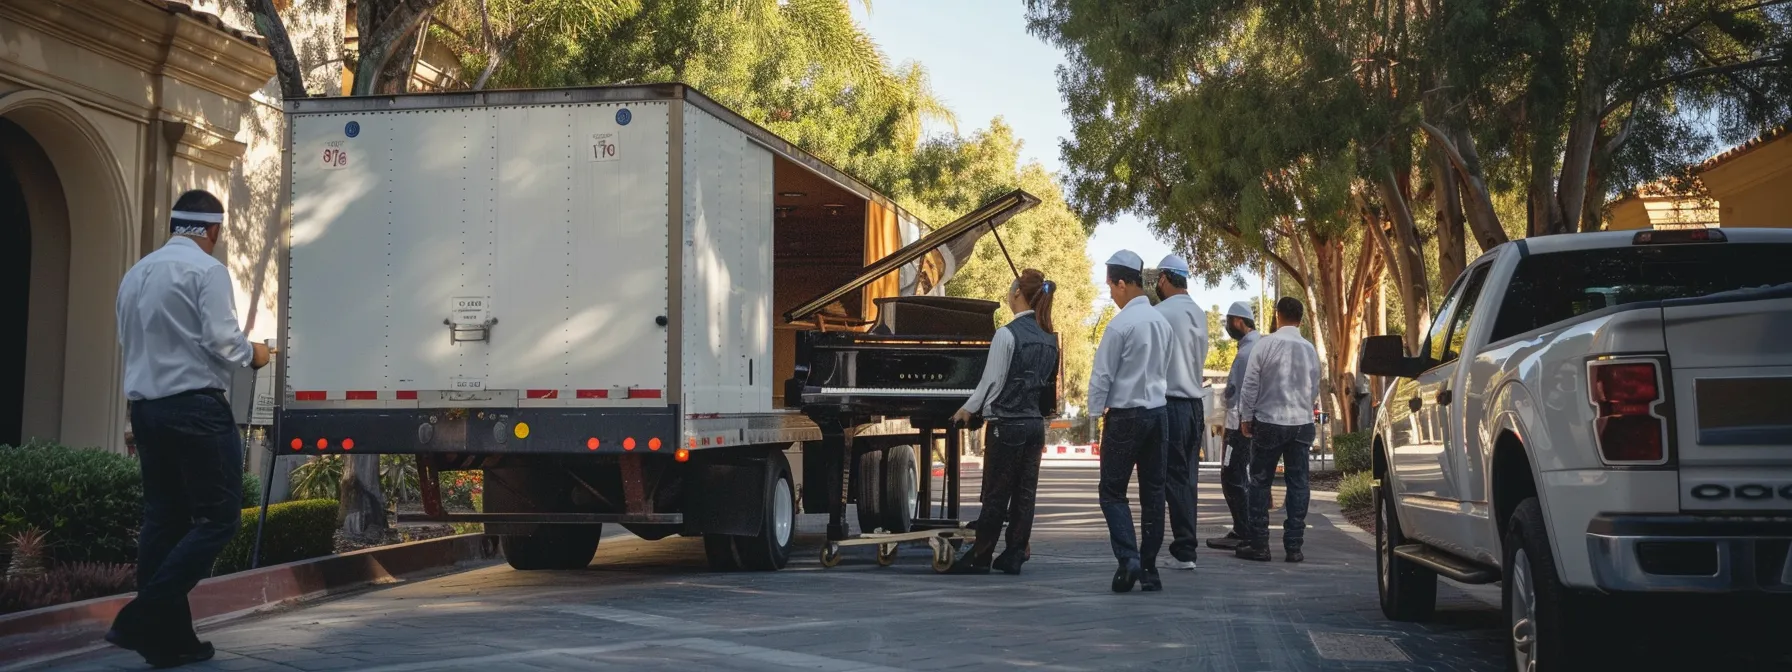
[277,85,1015,571]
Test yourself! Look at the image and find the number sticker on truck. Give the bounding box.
[321,141,350,170]
[588,131,620,162]
[451,377,485,391]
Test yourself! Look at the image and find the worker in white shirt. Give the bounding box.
[1206,301,1261,551]
[1236,297,1322,563]
[1152,255,1208,570]
[108,190,271,668]
[947,269,1061,575]
[1087,250,1174,593]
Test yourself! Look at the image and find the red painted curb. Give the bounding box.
[0,533,501,666]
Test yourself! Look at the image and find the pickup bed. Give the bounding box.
[1358,228,1792,671]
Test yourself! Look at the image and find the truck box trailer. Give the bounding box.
[276,84,1026,571]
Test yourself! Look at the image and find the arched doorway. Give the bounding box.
[0,91,135,452]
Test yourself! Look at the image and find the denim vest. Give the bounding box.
[987,314,1059,419]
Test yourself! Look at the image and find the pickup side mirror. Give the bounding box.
[1358,335,1422,378]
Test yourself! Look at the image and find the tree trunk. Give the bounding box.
[1372,169,1431,353]
[338,454,386,540]
[1428,144,1466,288]
[245,0,309,98]
[350,0,439,96]
[1558,19,1619,235]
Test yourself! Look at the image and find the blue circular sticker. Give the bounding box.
[615,108,632,126]
[345,121,360,138]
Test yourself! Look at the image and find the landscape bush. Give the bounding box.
[1336,471,1375,513]
[0,561,137,615]
[0,441,143,564]
[212,499,339,576]
[1332,430,1372,475]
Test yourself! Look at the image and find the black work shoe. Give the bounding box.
[1111,560,1142,593]
[1205,532,1244,550]
[1140,568,1163,592]
[1235,546,1272,562]
[1285,550,1305,563]
[992,549,1025,575]
[145,642,215,669]
[946,555,991,575]
[104,627,143,652]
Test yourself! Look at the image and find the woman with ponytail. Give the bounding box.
[946,269,1061,575]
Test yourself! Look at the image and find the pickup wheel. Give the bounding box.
[501,526,601,571]
[734,449,797,571]
[1375,482,1437,621]
[1504,497,1596,672]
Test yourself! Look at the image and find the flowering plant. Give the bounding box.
[441,471,484,511]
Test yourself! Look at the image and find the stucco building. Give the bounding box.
[1609,128,1792,231]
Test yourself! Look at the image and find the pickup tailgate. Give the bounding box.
[1664,286,1792,513]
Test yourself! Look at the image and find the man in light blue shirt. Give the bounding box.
[108,190,270,667]
[1207,301,1261,551]
[1236,297,1322,563]
[1152,255,1208,570]
[1087,250,1173,593]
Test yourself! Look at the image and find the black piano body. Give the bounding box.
[781,190,1057,543]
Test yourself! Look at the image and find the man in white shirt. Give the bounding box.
[1087,250,1173,592]
[107,190,270,667]
[1206,301,1261,551]
[1152,255,1208,570]
[1236,297,1322,563]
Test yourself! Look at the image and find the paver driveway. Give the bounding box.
[34,467,1523,671]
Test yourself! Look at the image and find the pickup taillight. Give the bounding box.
[1589,358,1668,464]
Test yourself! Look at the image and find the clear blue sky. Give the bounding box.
[851,1,1263,318]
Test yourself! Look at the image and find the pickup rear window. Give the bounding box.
[1490,242,1792,342]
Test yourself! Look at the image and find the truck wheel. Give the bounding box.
[703,533,741,571]
[735,450,796,571]
[1376,482,1436,621]
[501,526,601,571]
[1504,497,1596,672]
[855,448,884,533]
[879,445,918,533]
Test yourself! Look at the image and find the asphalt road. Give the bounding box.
[41,466,1785,671]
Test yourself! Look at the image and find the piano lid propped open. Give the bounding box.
[782,189,1042,324]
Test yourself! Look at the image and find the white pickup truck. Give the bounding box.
[1358,227,1792,671]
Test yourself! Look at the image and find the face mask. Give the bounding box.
[1225,324,1246,341]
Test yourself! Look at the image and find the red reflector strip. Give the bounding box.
[628,388,662,399]
[576,389,608,399]
[396,391,418,400]
[527,389,560,399]
[295,391,326,401]
[346,391,378,400]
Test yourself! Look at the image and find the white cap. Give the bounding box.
[1105,249,1144,271]
[1156,254,1190,277]
[1226,301,1254,321]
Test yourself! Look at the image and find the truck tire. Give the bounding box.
[1376,482,1436,621]
[703,533,741,571]
[855,448,883,533]
[879,445,918,533]
[501,526,601,571]
[735,449,797,571]
[1504,497,1597,672]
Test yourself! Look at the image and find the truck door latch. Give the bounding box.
[445,317,498,343]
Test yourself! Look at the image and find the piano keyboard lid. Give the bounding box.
[782,189,1042,324]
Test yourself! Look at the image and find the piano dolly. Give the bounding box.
[813,419,974,571]
[819,524,976,572]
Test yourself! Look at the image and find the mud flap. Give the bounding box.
[685,458,769,536]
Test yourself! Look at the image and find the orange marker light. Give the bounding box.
[290,438,303,450]
[587,437,600,450]
[675,448,690,462]
[649,437,662,451]
[316,438,329,450]
[342,438,355,451]
[623,437,636,451]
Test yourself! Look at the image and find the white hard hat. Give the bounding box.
[1104,249,1144,271]
[1226,301,1254,321]
[1156,254,1190,278]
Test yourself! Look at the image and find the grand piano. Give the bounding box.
[783,189,1060,542]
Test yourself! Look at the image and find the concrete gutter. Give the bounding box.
[0,533,501,668]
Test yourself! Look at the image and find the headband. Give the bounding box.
[171,210,224,223]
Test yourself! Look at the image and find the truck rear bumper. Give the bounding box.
[1587,515,1792,594]
[280,408,680,454]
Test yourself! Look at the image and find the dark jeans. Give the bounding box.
[1097,406,1168,567]
[112,391,243,650]
[1245,422,1315,552]
[1163,397,1202,562]
[967,419,1045,563]
[1220,428,1251,537]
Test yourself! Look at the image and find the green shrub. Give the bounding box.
[0,561,138,615]
[242,471,262,509]
[1337,472,1375,513]
[1333,430,1372,475]
[0,441,142,564]
[212,499,338,575]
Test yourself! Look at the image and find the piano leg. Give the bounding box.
[946,427,961,520]
[819,419,852,542]
[917,428,934,519]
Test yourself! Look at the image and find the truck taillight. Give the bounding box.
[1589,359,1667,464]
